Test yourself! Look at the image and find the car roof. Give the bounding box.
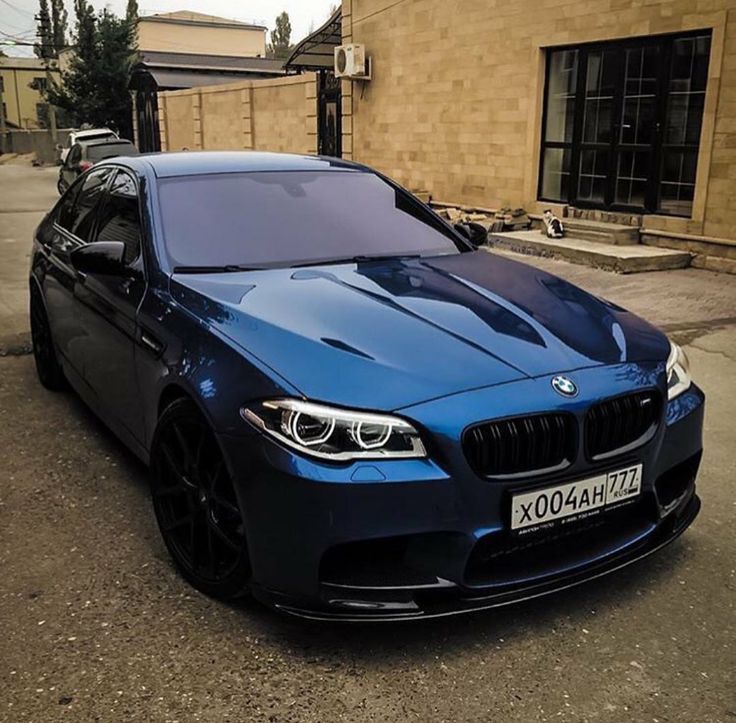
[120,151,368,178]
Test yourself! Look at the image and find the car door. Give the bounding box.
[72,168,147,440]
[43,167,114,377]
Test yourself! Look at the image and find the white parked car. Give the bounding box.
[58,128,118,164]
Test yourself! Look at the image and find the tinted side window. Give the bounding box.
[71,167,113,241]
[68,145,81,165]
[94,171,142,265]
[56,180,84,232]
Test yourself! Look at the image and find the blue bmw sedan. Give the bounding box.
[29,152,704,620]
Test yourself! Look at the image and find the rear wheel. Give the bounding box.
[30,289,66,391]
[150,399,251,599]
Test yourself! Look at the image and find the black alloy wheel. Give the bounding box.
[151,399,251,599]
[30,289,66,391]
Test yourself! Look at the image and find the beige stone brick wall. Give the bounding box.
[251,76,318,154]
[346,0,736,240]
[158,74,318,155]
[162,93,196,151]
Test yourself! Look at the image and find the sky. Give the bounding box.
[0,0,336,56]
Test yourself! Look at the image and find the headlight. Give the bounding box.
[241,399,427,461]
[666,341,691,400]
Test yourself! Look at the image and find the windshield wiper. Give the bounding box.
[290,253,422,269]
[172,264,267,273]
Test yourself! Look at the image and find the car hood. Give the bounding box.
[170,250,669,410]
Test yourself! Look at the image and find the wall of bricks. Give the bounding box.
[158,74,318,155]
[344,0,736,241]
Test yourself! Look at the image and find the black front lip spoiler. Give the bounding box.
[258,492,700,622]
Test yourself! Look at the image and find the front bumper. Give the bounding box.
[263,492,700,621]
[220,366,704,621]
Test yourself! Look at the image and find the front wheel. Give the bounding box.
[150,399,251,600]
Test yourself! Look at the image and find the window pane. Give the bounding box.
[615,151,649,207]
[67,168,113,240]
[582,49,617,143]
[87,142,138,162]
[664,35,711,145]
[620,45,660,145]
[544,50,578,143]
[541,147,571,201]
[95,172,141,265]
[56,181,82,232]
[578,150,608,203]
[658,150,697,216]
[158,171,465,268]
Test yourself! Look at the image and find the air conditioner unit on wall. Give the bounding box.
[334,44,371,79]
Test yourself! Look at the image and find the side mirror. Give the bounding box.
[454,222,488,248]
[70,241,126,275]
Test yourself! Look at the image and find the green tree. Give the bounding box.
[51,0,68,51]
[34,0,53,59]
[35,0,66,58]
[268,11,292,59]
[48,1,138,136]
[126,0,139,24]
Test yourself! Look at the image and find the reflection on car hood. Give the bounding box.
[171,250,669,409]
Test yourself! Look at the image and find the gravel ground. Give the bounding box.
[1,329,734,722]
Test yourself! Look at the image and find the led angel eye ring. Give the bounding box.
[351,421,392,450]
[288,411,335,447]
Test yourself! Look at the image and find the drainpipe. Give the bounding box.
[0,73,6,153]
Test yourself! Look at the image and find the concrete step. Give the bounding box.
[641,229,736,275]
[488,230,691,274]
[531,217,640,245]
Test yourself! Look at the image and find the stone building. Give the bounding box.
[0,57,60,129]
[129,11,285,152]
[159,1,736,268]
[338,0,736,265]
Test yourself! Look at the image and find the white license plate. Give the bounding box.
[511,464,643,532]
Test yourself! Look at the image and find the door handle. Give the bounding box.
[139,328,165,357]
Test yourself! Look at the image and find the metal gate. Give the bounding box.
[317,70,342,158]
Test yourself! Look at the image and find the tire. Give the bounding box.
[30,289,66,391]
[150,398,252,600]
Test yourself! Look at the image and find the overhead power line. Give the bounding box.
[0,0,34,18]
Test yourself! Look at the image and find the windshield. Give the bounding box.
[87,143,137,161]
[157,170,466,269]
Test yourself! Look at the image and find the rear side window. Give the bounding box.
[94,170,142,264]
[69,167,113,241]
[56,180,83,231]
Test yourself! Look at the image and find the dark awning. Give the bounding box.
[145,69,257,89]
[128,51,286,91]
[285,9,342,71]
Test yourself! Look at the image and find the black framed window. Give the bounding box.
[539,31,712,217]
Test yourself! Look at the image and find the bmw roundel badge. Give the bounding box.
[551,375,578,397]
